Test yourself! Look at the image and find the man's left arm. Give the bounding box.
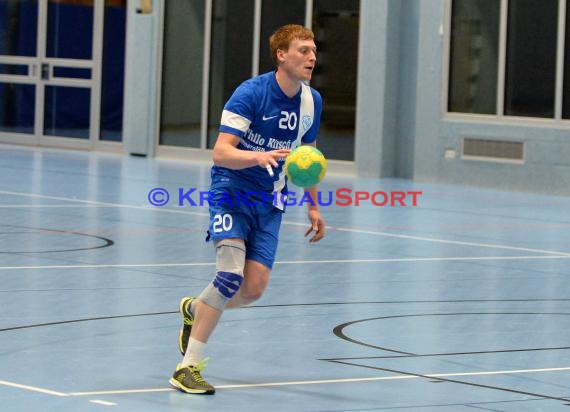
[303,142,325,243]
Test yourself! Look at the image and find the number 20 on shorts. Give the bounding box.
[213,213,233,233]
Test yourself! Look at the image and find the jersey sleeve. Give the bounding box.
[219,81,257,138]
[301,88,322,145]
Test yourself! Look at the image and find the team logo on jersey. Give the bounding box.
[301,115,313,133]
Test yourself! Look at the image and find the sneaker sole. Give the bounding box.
[178,297,192,355]
[169,377,215,395]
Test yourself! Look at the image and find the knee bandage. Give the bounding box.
[199,239,245,311]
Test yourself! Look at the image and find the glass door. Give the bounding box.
[0,0,105,148]
[0,0,39,141]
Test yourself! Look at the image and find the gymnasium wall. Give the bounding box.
[122,0,570,194]
[356,0,570,195]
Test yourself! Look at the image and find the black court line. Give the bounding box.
[249,298,570,308]
[0,312,173,333]
[2,301,570,333]
[0,224,114,253]
[320,345,570,361]
[1,304,569,405]
[328,311,570,405]
[326,359,570,405]
[333,312,570,354]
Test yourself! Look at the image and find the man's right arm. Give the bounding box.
[212,133,289,171]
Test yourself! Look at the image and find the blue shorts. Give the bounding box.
[206,185,283,269]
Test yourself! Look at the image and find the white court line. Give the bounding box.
[2,190,569,256]
[89,400,117,406]
[4,366,570,397]
[333,226,570,256]
[1,254,569,271]
[0,379,68,397]
[0,190,207,217]
[2,367,570,398]
[67,366,570,396]
[0,204,113,208]
[0,379,117,407]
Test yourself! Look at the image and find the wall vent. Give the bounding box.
[462,138,524,162]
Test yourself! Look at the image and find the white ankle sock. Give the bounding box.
[182,337,205,367]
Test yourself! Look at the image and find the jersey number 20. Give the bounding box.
[279,111,297,130]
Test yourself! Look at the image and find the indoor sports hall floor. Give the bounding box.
[1,144,569,411]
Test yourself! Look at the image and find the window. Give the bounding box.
[100,0,126,142]
[158,0,360,161]
[448,0,500,114]
[312,0,359,161]
[448,0,570,120]
[505,0,558,117]
[207,0,254,149]
[259,0,306,74]
[160,0,205,148]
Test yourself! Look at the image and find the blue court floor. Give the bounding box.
[1,144,569,411]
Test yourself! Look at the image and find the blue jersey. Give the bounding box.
[212,71,322,210]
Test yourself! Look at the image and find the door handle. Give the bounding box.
[41,63,50,80]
